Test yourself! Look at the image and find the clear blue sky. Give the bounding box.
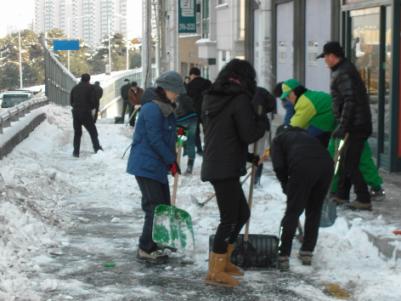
[0,0,142,38]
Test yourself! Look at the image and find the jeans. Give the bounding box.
[177,118,198,160]
[135,176,171,253]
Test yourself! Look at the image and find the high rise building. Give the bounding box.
[34,0,128,47]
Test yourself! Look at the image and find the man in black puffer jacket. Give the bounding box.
[318,41,372,210]
[70,73,102,157]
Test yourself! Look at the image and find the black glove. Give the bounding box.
[332,126,346,139]
[247,153,260,166]
[253,88,276,116]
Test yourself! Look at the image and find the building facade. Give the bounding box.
[184,0,401,172]
[271,0,401,172]
[196,0,247,80]
[34,0,128,47]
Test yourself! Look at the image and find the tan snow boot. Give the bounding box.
[205,252,240,287]
[225,244,244,276]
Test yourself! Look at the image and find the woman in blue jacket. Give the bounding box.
[126,71,186,263]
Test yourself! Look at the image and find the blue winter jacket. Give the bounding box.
[282,100,295,126]
[126,91,176,184]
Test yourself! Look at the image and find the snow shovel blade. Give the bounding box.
[208,234,279,269]
[153,204,195,251]
[320,197,337,227]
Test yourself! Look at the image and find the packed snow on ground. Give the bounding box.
[0,104,400,300]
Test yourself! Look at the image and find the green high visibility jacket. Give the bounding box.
[290,90,335,132]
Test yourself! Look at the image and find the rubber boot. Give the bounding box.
[205,252,240,287]
[225,244,244,276]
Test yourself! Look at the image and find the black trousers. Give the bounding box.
[279,160,333,257]
[121,99,133,123]
[136,176,171,253]
[336,134,370,203]
[72,110,101,154]
[211,178,250,254]
[195,120,203,153]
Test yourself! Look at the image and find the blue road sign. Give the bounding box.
[53,40,80,51]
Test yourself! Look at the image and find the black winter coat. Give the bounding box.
[271,127,332,190]
[176,94,196,119]
[187,77,212,116]
[120,83,130,100]
[201,82,267,181]
[70,82,96,113]
[330,58,372,136]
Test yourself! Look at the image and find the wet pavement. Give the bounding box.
[35,201,332,301]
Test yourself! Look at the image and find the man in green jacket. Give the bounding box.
[281,78,385,201]
[280,78,335,147]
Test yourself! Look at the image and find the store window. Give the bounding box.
[351,7,380,140]
[349,6,392,156]
[384,6,392,152]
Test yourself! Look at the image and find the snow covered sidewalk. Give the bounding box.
[0,104,400,300]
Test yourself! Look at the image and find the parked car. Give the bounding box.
[1,91,33,108]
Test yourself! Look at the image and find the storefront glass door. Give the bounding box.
[350,6,392,159]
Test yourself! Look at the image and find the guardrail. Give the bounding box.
[0,96,49,134]
[42,37,77,107]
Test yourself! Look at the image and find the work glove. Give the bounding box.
[176,127,186,136]
[169,161,181,177]
[332,126,346,139]
[247,153,261,166]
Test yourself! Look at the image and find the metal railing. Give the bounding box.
[43,38,77,106]
[0,96,49,134]
[43,35,157,116]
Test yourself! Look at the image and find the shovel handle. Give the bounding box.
[199,167,253,207]
[244,106,265,242]
[171,145,182,207]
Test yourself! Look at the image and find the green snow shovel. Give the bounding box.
[320,135,348,228]
[152,134,195,251]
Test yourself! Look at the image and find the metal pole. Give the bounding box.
[125,13,129,70]
[244,0,255,64]
[108,16,112,73]
[142,0,152,87]
[173,0,179,71]
[153,0,160,78]
[67,17,70,71]
[18,30,23,89]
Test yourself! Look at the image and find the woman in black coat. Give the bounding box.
[201,59,268,287]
